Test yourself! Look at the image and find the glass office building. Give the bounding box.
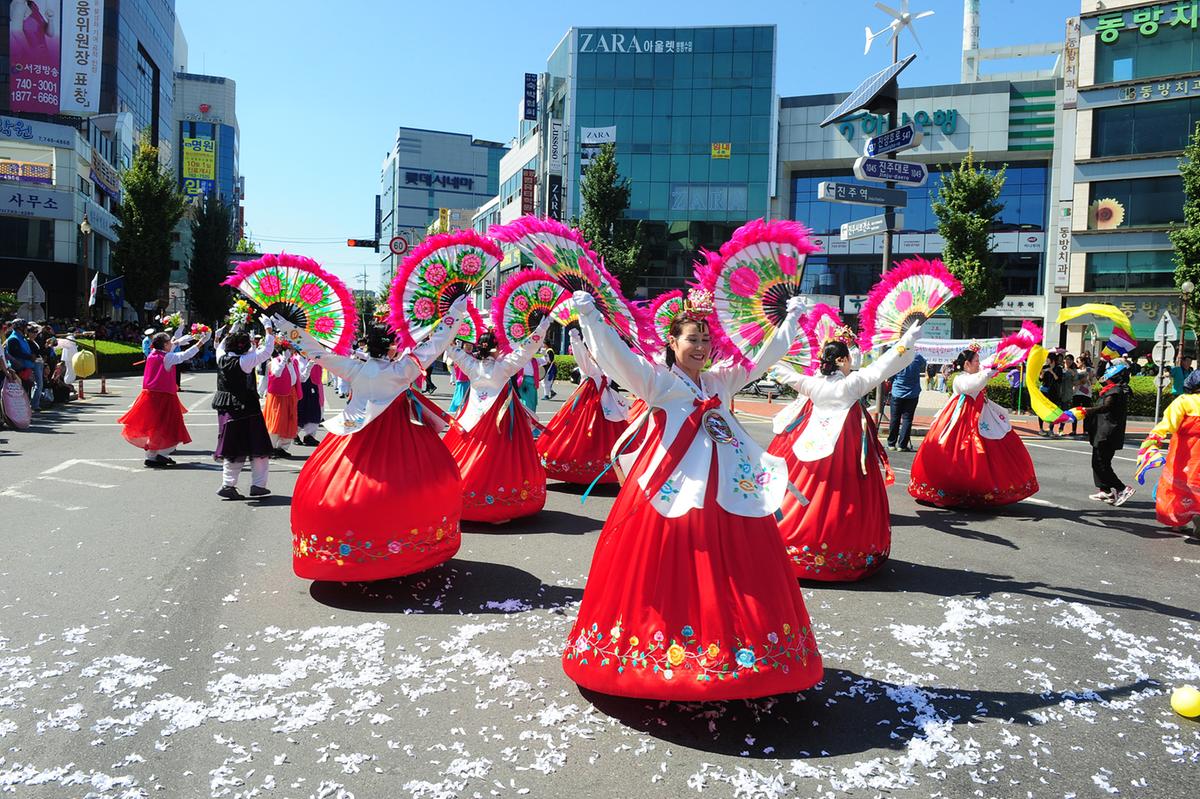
[541,25,777,296]
[1063,1,1200,346]
[778,79,1061,337]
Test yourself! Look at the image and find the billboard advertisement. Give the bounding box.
[0,159,52,184]
[9,0,63,114]
[59,0,103,115]
[181,136,216,196]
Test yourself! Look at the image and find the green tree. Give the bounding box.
[112,132,187,317]
[187,196,235,323]
[577,142,645,292]
[0,290,17,318]
[235,236,261,254]
[931,150,1007,330]
[1170,122,1200,299]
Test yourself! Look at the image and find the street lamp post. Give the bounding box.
[1181,280,1195,365]
[78,214,93,400]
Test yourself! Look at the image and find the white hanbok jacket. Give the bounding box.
[447,318,551,433]
[578,295,804,519]
[770,344,916,462]
[568,329,628,422]
[273,311,459,436]
[939,368,1011,441]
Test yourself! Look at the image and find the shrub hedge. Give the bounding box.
[984,374,1165,418]
[76,339,144,374]
[553,354,578,382]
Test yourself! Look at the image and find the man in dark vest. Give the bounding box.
[213,317,276,500]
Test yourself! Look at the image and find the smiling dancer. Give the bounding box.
[561,290,823,701]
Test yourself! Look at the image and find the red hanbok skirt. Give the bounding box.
[768,402,892,581]
[908,392,1038,508]
[264,391,298,439]
[446,384,546,523]
[537,379,628,484]
[563,420,823,701]
[291,392,462,581]
[1154,415,1200,527]
[118,389,191,452]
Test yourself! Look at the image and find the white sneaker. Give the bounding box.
[1112,486,1136,507]
[1088,490,1115,503]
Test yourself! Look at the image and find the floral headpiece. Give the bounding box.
[966,340,982,353]
[829,325,857,348]
[683,288,714,321]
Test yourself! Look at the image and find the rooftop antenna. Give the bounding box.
[865,0,935,60]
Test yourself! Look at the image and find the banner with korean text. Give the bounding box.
[59,0,104,115]
[181,137,216,196]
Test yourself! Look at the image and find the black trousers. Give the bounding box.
[1092,443,1126,492]
[887,395,919,448]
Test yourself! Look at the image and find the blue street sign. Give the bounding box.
[817,181,908,208]
[864,123,924,157]
[853,156,929,187]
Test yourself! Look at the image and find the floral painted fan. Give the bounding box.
[489,216,653,353]
[807,303,847,348]
[649,290,685,348]
[223,253,358,354]
[493,270,567,353]
[779,317,820,375]
[695,218,821,369]
[552,298,579,328]
[981,321,1042,371]
[389,230,500,351]
[857,256,963,352]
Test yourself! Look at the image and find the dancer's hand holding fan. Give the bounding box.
[389,230,500,351]
[489,216,652,352]
[493,270,568,352]
[856,256,962,352]
[981,320,1042,371]
[222,253,358,354]
[695,218,820,369]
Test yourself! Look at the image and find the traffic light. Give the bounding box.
[346,239,378,248]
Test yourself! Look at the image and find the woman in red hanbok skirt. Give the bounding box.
[908,346,1038,508]
[537,329,629,484]
[119,329,208,468]
[281,298,467,582]
[1141,372,1200,535]
[768,327,924,581]
[562,291,822,701]
[444,318,551,523]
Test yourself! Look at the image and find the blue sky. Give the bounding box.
[176,0,1081,292]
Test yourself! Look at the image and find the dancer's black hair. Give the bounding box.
[818,341,850,376]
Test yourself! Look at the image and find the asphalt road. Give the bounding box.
[0,371,1197,799]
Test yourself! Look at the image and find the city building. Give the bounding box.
[1,0,178,317]
[169,70,243,310]
[529,25,778,297]
[777,76,1065,337]
[1060,0,1197,352]
[379,128,508,279]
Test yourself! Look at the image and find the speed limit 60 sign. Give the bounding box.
[389,236,409,256]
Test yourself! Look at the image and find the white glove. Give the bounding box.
[786,294,810,318]
[261,315,275,331]
[447,294,469,321]
[899,321,924,349]
[572,291,596,311]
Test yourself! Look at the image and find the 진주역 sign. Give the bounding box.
[818,180,908,208]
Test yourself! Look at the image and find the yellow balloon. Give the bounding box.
[1171,685,1200,718]
[72,350,96,379]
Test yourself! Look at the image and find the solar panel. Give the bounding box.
[819,54,916,128]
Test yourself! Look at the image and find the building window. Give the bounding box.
[1087,176,1185,228]
[1092,97,1200,157]
[0,218,55,260]
[1085,250,1176,292]
[1094,23,1200,84]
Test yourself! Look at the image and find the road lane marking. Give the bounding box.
[41,459,144,474]
[187,393,214,411]
[0,487,85,511]
[38,475,117,489]
[1025,441,1136,462]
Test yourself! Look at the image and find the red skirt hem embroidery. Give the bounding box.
[537,380,627,484]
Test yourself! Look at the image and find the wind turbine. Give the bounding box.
[865,0,935,59]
